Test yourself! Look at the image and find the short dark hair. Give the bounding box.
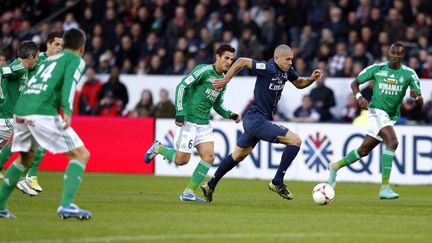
[216,43,235,57]
[63,28,86,50]
[391,41,405,50]
[47,32,63,44]
[17,41,38,59]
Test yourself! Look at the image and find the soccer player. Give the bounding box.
[327,42,423,199]
[0,28,91,219]
[200,44,323,202]
[15,32,64,194]
[144,44,241,202]
[0,41,39,182]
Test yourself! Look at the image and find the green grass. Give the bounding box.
[1,172,432,242]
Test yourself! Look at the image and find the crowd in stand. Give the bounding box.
[1,0,432,123]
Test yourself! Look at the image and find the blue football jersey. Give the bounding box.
[247,59,299,119]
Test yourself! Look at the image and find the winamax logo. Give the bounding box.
[303,132,333,173]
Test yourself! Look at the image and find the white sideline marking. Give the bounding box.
[6,232,427,243]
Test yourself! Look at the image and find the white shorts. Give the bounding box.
[11,115,84,154]
[366,108,396,141]
[0,118,13,143]
[174,122,213,153]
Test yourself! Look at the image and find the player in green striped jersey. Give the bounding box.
[328,42,424,199]
[145,44,241,202]
[0,41,39,184]
[0,29,91,219]
[16,32,64,194]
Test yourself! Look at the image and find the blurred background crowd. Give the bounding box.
[1,0,432,124]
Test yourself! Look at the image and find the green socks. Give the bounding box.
[61,160,85,207]
[159,145,176,163]
[381,148,395,185]
[27,148,46,177]
[0,161,25,210]
[183,160,211,194]
[0,144,13,171]
[331,149,361,172]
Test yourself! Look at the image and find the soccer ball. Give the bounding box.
[312,183,335,205]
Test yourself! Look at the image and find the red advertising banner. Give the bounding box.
[4,117,155,174]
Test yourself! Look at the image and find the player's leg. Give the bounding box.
[0,119,13,174]
[58,146,92,219]
[180,141,214,202]
[377,126,399,199]
[24,147,46,192]
[201,145,254,202]
[0,150,34,219]
[179,123,213,202]
[327,135,379,188]
[29,115,91,219]
[145,123,194,164]
[0,140,7,180]
[247,119,296,199]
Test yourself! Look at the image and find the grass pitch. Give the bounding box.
[1,172,432,243]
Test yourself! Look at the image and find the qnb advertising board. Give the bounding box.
[155,120,432,185]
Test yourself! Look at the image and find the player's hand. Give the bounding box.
[213,78,229,90]
[63,114,71,129]
[357,96,369,110]
[310,69,324,81]
[230,112,241,123]
[175,115,185,127]
[410,90,418,99]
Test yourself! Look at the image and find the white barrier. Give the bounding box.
[155,120,432,185]
[86,75,432,119]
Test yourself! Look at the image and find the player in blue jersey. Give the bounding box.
[200,44,323,202]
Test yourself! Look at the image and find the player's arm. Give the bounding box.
[174,68,203,126]
[352,64,377,110]
[213,87,241,123]
[291,69,323,89]
[61,58,86,128]
[409,71,423,108]
[213,58,253,89]
[0,63,25,80]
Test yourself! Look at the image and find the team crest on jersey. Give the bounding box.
[399,76,404,83]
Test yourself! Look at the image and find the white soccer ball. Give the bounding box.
[312,183,335,205]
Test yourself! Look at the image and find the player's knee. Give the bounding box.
[293,136,302,147]
[357,148,370,157]
[386,139,399,150]
[175,159,188,166]
[202,154,215,164]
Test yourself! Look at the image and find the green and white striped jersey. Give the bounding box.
[0,59,28,118]
[175,64,231,125]
[15,50,86,116]
[357,62,422,121]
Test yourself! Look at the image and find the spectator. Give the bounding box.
[98,66,129,112]
[309,76,336,122]
[147,54,165,74]
[340,94,360,122]
[79,67,102,115]
[291,95,320,122]
[383,8,406,43]
[154,89,176,118]
[0,52,7,65]
[93,91,123,117]
[206,12,223,41]
[167,50,187,75]
[400,97,426,124]
[328,42,347,76]
[166,6,188,38]
[131,89,155,117]
[62,13,79,31]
